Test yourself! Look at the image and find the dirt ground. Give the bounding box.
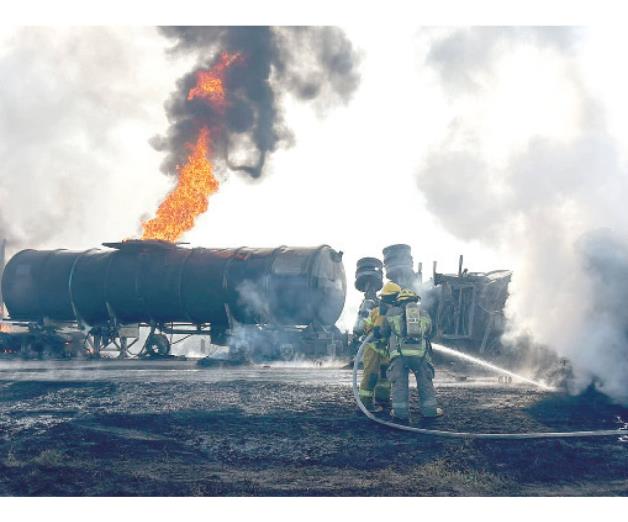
[0,359,626,496]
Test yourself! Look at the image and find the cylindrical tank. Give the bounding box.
[354,257,383,294]
[382,244,418,291]
[1,240,346,329]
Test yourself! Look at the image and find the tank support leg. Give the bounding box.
[118,336,128,359]
[85,333,101,358]
[93,333,102,358]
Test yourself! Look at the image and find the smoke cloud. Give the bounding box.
[0,27,360,255]
[426,27,581,96]
[152,26,361,180]
[0,27,179,254]
[418,27,628,403]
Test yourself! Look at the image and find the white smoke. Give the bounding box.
[418,27,628,403]
[235,279,271,321]
[226,280,275,360]
[0,27,189,255]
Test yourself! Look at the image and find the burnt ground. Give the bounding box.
[0,360,626,496]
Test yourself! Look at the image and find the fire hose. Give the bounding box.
[352,334,626,440]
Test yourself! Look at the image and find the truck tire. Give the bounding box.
[279,343,295,361]
[145,334,171,357]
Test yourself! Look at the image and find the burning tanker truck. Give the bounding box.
[353,244,512,355]
[0,240,348,361]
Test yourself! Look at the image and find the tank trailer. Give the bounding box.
[0,240,347,360]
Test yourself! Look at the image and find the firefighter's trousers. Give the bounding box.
[387,355,438,418]
[359,345,390,405]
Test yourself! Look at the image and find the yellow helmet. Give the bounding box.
[397,288,419,303]
[379,281,401,297]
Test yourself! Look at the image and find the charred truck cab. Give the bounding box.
[431,261,511,354]
[0,240,347,360]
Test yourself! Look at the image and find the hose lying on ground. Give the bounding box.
[352,334,626,440]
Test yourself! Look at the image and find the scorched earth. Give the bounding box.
[0,358,626,496]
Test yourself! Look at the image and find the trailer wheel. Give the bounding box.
[279,343,295,361]
[145,334,171,357]
[41,345,57,360]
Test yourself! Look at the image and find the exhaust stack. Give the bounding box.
[382,244,420,292]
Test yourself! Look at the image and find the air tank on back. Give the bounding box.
[1,240,346,343]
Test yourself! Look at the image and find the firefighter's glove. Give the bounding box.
[373,321,390,341]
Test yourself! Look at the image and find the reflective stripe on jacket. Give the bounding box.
[385,306,432,360]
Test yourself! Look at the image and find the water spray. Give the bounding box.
[353,334,626,439]
[431,343,555,391]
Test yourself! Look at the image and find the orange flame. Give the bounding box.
[142,127,217,242]
[0,305,11,333]
[187,52,242,108]
[141,51,243,242]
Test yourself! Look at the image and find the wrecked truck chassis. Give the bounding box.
[0,320,211,359]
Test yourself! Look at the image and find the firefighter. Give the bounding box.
[383,288,443,422]
[352,296,378,340]
[358,281,401,411]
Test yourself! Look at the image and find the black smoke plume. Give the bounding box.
[152,26,361,179]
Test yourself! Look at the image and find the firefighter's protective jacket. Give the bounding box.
[373,304,432,362]
[362,307,389,357]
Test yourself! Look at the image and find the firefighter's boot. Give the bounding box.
[359,396,383,413]
[373,366,391,409]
